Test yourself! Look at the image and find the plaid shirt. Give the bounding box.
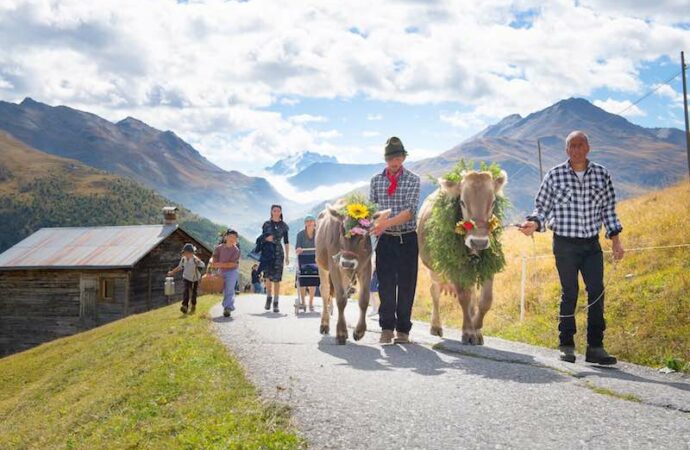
[528,160,623,239]
[369,167,421,233]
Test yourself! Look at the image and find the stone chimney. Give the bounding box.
[163,206,178,225]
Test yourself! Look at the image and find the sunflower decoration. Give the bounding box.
[454,219,476,235]
[346,203,370,220]
[455,216,501,236]
[340,193,378,238]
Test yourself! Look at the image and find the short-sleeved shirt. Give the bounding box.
[177,255,206,282]
[369,167,421,232]
[295,229,315,250]
[213,244,240,273]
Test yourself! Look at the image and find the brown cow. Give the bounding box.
[418,170,507,345]
[315,201,390,344]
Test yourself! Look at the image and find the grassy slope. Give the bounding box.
[0,132,254,253]
[413,182,690,370]
[0,296,302,449]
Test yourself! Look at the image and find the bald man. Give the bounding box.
[520,130,624,365]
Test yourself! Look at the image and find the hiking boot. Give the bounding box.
[273,298,280,313]
[559,345,576,363]
[223,308,231,318]
[379,329,394,344]
[190,304,196,314]
[586,347,617,365]
[180,305,188,314]
[264,296,272,310]
[394,331,411,344]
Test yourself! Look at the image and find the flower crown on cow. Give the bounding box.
[435,160,506,237]
[339,193,379,238]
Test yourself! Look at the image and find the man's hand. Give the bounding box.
[518,221,538,237]
[372,219,388,237]
[265,235,274,242]
[612,235,625,261]
[166,271,173,276]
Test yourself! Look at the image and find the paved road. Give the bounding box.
[211,294,690,450]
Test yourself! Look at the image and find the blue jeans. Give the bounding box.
[252,282,263,293]
[222,269,239,310]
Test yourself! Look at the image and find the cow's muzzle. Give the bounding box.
[339,256,358,271]
[465,235,490,252]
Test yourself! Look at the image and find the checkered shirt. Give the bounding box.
[369,167,421,233]
[527,160,623,239]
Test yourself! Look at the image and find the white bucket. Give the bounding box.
[164,277,175,296]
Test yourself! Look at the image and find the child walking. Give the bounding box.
[212,229,241,317]
[167,243,206,314]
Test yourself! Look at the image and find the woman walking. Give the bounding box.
[262,204,290,313]
[295,214,317,311]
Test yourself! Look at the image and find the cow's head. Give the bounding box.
[439,170,507,253]
[326,205,391,272]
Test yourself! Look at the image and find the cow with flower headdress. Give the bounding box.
[315,193,390,344]
[417,161,508,345]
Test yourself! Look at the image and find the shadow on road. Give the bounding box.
[317,336,392,371]
[576,367,690,393]
[248,313,289,319]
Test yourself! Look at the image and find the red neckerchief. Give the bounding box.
[386,166,403,197]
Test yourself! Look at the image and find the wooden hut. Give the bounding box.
[0,207,212,356]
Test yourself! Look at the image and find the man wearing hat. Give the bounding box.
[370,136,421,344]
[168,243,206,314]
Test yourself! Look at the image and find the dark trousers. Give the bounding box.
[553,235,606,347]
[376,232,419,333]
[183,279,199,307]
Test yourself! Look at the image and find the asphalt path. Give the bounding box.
[211,294,690,450]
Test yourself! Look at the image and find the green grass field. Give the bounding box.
[413,182,690,371]
[0,296,302,450]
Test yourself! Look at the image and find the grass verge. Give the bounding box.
[0,295,302,449]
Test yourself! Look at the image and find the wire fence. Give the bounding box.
[516,242,690,322]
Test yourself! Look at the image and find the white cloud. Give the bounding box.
[289,114,327,124]
[316,129,342,139]
[361,130,381,137]
[593,98,646,117]
[1,0,689,172]
[653,83,684,107]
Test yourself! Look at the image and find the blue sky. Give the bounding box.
[1,0,689,176]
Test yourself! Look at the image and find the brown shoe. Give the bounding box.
[394,331,411,344]
[379,329,394,344]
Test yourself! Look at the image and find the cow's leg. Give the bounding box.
[318,268,330,335]
[454,285,477,344]
[335,287,349,345]
[471,278,493,346]
[353,271,370,341]
[430,275,443,337]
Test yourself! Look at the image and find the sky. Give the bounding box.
[1,0,689,176]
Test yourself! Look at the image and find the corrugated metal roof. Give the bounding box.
[0,225,180,270]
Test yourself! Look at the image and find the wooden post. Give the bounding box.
[681,51,690,180]
[147,269,152,310]
[124,273,130,316]
[537,139,544,181]
[520,256,527,322]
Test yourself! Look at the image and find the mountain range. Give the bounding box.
[0,98,290,235]
[265,151,337,176]
[0,131,242,252]
[1,96,686,246]
[408,97,688,215]
[284,98,688,235]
